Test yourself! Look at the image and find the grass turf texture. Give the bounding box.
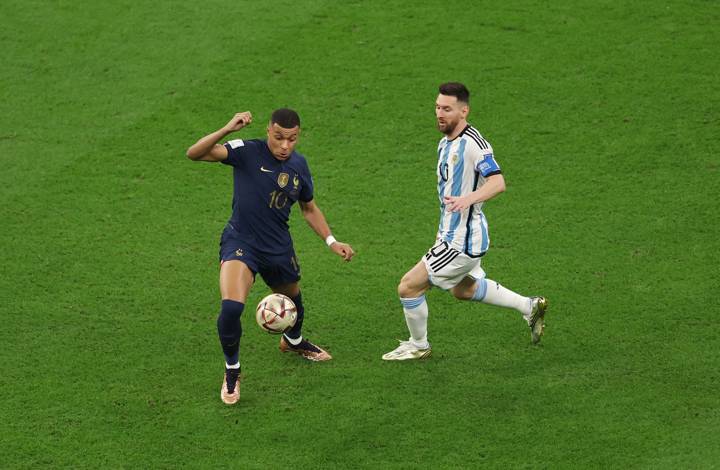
[1,0,718,467]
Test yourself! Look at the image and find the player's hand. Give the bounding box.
[330,241,355,262]
[444,195,473,212]
[224,112,253,133]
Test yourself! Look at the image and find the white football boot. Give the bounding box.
[528,296,548,344]
[382,340,432,361]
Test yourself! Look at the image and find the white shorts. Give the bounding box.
[422,241,486,290]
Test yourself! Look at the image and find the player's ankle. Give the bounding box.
[283,334,302,346]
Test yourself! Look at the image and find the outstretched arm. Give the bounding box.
[186,112,253,162]
[444,173,506,212]
[299,200,355,262]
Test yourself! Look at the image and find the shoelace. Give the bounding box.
[393,341,415,352]
[294,339,321,353]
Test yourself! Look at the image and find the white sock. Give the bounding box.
[225,362,240,369]
[473,279,532,319]
[400,295,429,348]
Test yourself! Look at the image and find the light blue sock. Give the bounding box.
[471,279,488,301]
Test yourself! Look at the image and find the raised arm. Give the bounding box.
[186,112,253,162]
[299,199,355,262]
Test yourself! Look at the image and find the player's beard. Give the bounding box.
[437,117,460,135]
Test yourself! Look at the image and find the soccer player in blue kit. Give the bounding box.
[187,108,355,404]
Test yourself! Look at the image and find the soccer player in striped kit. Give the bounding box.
[382,82,548,361]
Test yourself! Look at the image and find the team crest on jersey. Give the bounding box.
[293,175,299,189]
[452,153,459,164]
[277,173,289,188]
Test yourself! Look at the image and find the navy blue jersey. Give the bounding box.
[221,138,314,254]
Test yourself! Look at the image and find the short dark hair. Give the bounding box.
[438,82,470,104]
[270,108,301,129]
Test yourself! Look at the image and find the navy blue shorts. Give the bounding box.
[219,224,301,287]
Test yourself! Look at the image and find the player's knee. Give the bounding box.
[451,285,474,300]
[397,283,406,298]
[398,275,425,299]
[397,275,413,298]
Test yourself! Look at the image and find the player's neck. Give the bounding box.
[445,121,468,141]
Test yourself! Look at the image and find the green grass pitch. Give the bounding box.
[1,0,718,467]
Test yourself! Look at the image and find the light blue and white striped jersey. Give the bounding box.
[436,125,502,257]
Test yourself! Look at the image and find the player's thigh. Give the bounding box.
[262,250,301,298]
[398,260,431,298]
[220,260,255,302]
[450,261,486,299]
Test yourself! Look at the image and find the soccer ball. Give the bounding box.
[255,293,297,334]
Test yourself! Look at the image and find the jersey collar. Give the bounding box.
[447,124,471,142]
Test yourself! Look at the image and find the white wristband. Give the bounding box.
[325,235,337,246]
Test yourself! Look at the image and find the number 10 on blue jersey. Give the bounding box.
[269,190,288,209]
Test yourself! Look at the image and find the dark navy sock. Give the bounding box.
[284,292,305,341]
[217,299,244,365]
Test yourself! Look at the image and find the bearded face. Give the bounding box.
[435,94,468,136]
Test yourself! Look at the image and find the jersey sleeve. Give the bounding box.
[299,159,314,202]
[473,144,502,177]
[221,139,250,167]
